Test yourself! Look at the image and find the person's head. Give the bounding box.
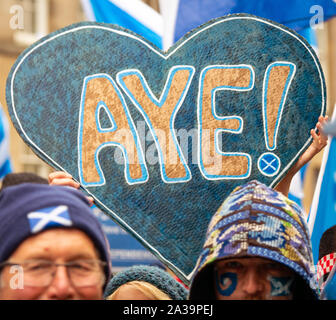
[104,265,188,300]
[0,172,48,191]
[317,225,336,299]
[189,180,317,300]
[106,280,171,300]
[0,183,111,300]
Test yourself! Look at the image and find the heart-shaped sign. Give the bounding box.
[6,14,325,284]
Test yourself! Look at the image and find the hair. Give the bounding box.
[319,225,336,261]
[106,280,172,300]
[0,172,48,191]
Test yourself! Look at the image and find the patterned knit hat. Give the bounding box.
[103,265,188,300]
[0,183,112,287]
[189,180,317,299]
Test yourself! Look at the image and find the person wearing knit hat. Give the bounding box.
[317,225,336,299]
[189,180,317,300]
[104,265,188,300]
[0,183,112,300]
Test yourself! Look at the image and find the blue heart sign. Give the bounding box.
[6,14,325,283]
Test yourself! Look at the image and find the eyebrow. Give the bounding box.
[65,253,98,261]
[11,253,98,262]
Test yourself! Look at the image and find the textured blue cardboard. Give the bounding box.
[6,14,325,284]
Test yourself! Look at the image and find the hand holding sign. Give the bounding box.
[274,115,328,197]
[6,14,325,283]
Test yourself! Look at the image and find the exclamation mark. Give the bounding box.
[258,62,296,177]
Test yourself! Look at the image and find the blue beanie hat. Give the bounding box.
[0,183,112,285]
[103,265,188,300]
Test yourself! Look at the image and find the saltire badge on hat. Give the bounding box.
[27,205,73,234]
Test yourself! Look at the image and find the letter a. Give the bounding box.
[78,74,148,186]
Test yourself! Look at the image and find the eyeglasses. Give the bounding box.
[0,259,106,288]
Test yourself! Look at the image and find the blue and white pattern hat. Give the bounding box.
[189,180,317,299]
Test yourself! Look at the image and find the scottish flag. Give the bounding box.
[308,107,336,263]
[164,0,336,46]
[0,105,12,179]
[81,0,163,49]
[27,205,72,234]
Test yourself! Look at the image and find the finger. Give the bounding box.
[311,128,319,142]
[48,171,72,183]
[50,177,80,188]
[316,122,328,141]
[312,126,327,150]
[319,115,328,125]
[87,196,94,206]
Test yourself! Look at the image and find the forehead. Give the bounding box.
[215,256,290,270]
[114,284,152,300]
[8,228,99,261]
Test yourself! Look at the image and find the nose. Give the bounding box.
[44,265,76,300]
[241,269,264,297]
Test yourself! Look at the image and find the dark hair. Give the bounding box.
[1,172,48,191]
[319,225,336,261]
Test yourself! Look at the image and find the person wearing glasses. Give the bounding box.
[0,183,111,300]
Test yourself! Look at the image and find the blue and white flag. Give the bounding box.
[308,107,336,263]
[81,0,163,49]
[162,0,336,47]
[27,205,72,234]
[0,105,12,179]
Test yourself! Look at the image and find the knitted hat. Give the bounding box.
[0,172,48,191]
[103,265,188,300]
[317,225,336,283]
[189,180,316,299]
[0,183,112,286]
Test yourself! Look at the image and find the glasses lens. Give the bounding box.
[68,260,105,287]
[23,260,54,287]
[16,260,105,288]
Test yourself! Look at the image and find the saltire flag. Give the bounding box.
[308,106,336,264]
[0,104,12,179]
[80,0,163,49]
[161,0,336,47]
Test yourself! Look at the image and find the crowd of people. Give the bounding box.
[0,115,335,300]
